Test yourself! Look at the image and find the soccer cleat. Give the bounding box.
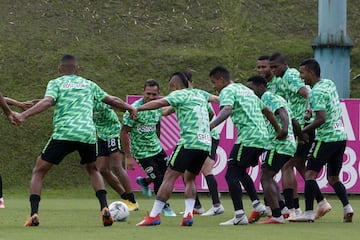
[122,199,139,211]
[136,213,161,226]
[0,199,4,209]
[219,215,248,226]
[295,208,302,216]
[102,207,114,226]
[248,203,266,223]
[343,204,354,223]
[24,213,40,227]
[258,216,285,224]
[288,210,315,222]
[193,206,205,215]
[315,199,332,219]
[180,213,194,226]
[281,207,290,219]
[201,204,225,216]
[162,203,177,217]
[136,176,152,198]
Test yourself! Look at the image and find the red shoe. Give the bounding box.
[248,210,265,223]
[102,207,114,227]
[180,213,193,226]
[24,214,40,227]
[136,213,161,226]
[258,216,285,224]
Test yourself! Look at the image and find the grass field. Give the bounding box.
[1,190,359,240]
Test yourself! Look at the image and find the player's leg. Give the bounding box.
[0,174,4,208]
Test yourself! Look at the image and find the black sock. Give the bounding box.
[96,189,108,210]
[121,192,136,203]
[332,181,349,207]
[283,188,294,209]
[304,180,317,211]
[29,194,41,216]
[272,208,281,218]
[239,174,258,202]
[205,174,220,205]
[279,200,286,210]
[294,198,300,209]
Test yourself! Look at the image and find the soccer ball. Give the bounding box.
[109,201,130,222]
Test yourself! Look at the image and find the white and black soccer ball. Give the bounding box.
[109,201,130,222]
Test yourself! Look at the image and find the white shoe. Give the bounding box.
[288,208,296,219]
[295,208,302,216]
[201,204,225,216]
[288,210,315,222]
[315,199,332,219]
[219,215,248,226]
[343,204,354,223]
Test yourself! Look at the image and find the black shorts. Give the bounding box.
[97,137,122,157]
[261,149,292,173]
[306,140,346,176]
[209,138,220,160]
[229,144,264,169]
[137,150,168,181]
[295,123,315,158]
[169,145,208,175]
[41,138,96,165]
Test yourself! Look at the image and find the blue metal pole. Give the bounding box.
[312,0,353,98]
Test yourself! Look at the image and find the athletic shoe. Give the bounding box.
[136,213,161,226]
[180,213,193,226]
[24,213,40,227]
[136,176,152,198]
[101,207,114,226]
[0,199,4,209]
[343,204,354,223]
[162,203,177,217]
[122,199,139,211]
[201,204,225,216]
[258,216,285,224]
[288,210,315,222]
[248,203,266,223]
[193,206,205,214]
[315,199,332,219]
[265,206,272,217]
[295,208,302,216]
[219,215,248,226]
[281,207,290,219]
[288,208,296,219]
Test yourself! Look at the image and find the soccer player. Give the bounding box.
[135,72,216,226]
[13,54,135,227]
[93,99,139,211]
[208,66,282,226]
[247,75,297,224]
[0,91,18,209]
[269,52,330,217]
[289,59,354,223]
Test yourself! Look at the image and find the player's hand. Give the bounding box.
[304,109,312,121]
[21,99,40,111]
[125,155,135,170]
[12,111,25,125]
[129,107,138,119]
[275,128,288,140]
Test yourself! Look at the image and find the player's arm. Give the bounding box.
[162,106,175,116]
[208,95,220,104]
[102,95,134,112]
[137,98,170,111]
[210,105,232,130]
[302,110,326,134]
[120,125,136,170]
[17,96,54,123]
[262,107,282,138]
[274,107,289,140]
[0,92,18,124]
[5,97,40,111]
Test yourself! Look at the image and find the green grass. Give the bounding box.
[1,191,359,240]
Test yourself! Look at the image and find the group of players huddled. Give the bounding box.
[0,52,353,227]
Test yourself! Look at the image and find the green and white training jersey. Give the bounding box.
[266,76,281,95]
[261,91,296,156]
[165,88,211,152]
[310,79,346,142]
[276,68,307,125]
[219,83,270,149]
[45,74,107,144]
[122,98,163,159]
[93,99,121,140]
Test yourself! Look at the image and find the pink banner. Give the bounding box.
[126,96,360,193]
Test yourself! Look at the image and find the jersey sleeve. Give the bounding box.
[44,80,58,101]
[92,82,108,102]
[122,110,134,127]
[164,90,181,108]
[219,87,234,108]
[287,69,305,94]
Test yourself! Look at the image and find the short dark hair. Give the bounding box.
[269,52,286,63]
[299,58,321,77]
[247,75,267,86]
[209,66,230,81]
[143,79,160,90]
[182,71,193,82]
[169,72,189,88]
[257,55,270,61]
[61,54,77,64]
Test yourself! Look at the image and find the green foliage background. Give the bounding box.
[0,0,359,189]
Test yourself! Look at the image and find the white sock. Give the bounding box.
[235,209,245,218]
[149,200,165,217]
[184,198,195,217]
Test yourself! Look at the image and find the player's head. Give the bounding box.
[246,75,267,98]
[269,52,287,77]
[209,66,231,93]
[299,58,321,85]
[168,72,189,92]
[58,54,79,75]
[143,79,160,103]
[182,70,194,88]
[257,55,273,81]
